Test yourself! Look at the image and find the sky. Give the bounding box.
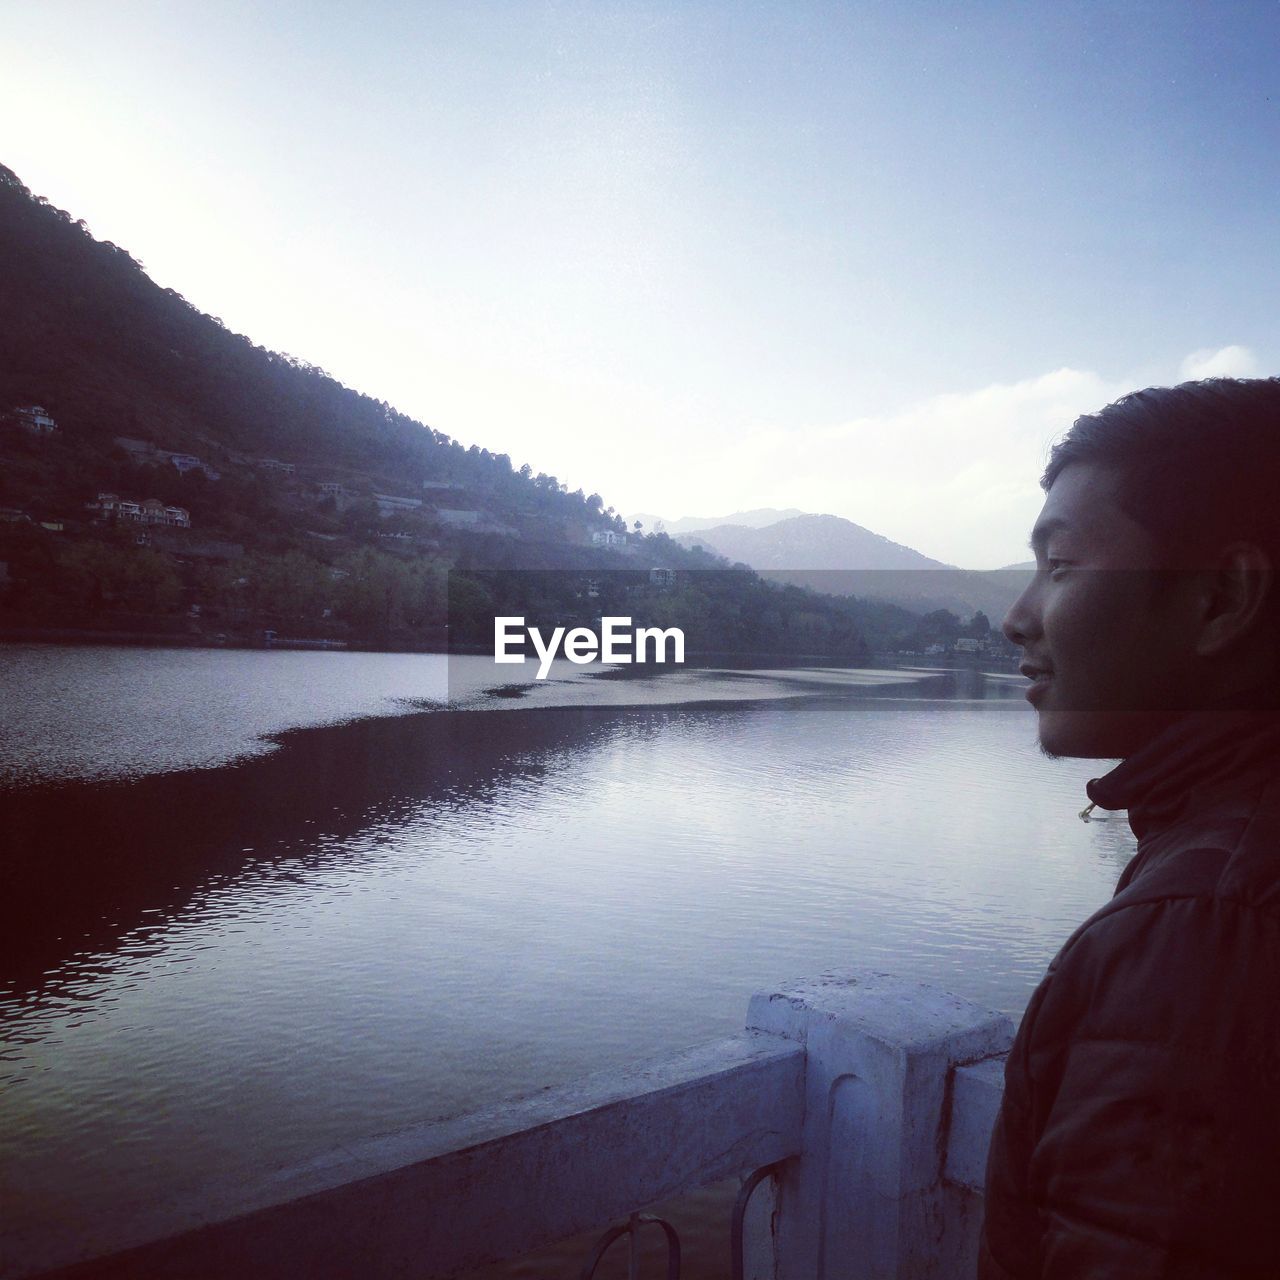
[3,1,1278,567]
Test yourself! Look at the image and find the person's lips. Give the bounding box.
[1020,663,1053,704]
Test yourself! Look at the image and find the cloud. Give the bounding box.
[721,366,1131,569]
[588,345,1269,572]
[1178,345,1258,380]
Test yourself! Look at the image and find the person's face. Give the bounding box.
[1002,462,1203,759]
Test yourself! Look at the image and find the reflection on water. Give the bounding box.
[0,644,1012,786]
[0,646,1134,1269]
[0,644,446,786]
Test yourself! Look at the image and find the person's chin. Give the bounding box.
[1035,708,1090,759]
[1035,706,1156,760]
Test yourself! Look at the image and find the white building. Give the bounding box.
[436,508,481,526]
[374,492,424,516]
[15,405,57,434]
[154,450,219,479]
[93,493,190,528]
[139,498,192,528]
[591,529,626,548]
[113,439,219,480]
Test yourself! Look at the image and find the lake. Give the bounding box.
[0,644,1136,1274]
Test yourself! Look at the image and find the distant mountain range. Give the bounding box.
[0,156,1030,652]
[629,507,807,535]
[674,512,952,572]
[632,508,1033,622]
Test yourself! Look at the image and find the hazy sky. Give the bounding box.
[4,1,1277,566]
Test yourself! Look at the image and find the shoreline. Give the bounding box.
[0,627,1019,670]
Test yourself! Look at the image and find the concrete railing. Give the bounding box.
[14,972,1013,1280]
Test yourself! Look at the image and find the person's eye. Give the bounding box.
[1046,559,1070,579]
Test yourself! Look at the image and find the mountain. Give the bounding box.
[0,162,629,556]
[0,162,1029,658]
[0,162,740,646]
[675,513,951,572]
[675,513,1030,622]
[628,508,807,535]
[0,163,907,660]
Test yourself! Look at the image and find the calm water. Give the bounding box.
[0,645,1136,1270]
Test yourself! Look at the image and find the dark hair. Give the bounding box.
[1043,377,1280,565]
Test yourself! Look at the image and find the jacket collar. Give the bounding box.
[1085,703,1280,843]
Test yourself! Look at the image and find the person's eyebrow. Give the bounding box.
[1028,516,1071,552]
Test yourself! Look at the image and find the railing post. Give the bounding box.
[743,972,1013,1280]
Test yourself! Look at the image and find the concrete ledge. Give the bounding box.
[8,972,1014,1280]
[944,1054,1007,1193]
[13,1034,804,1280]
[746,971,1014,1280]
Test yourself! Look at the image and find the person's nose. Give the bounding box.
[1002,574,1041,649]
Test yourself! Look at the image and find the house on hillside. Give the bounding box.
[258,458,296,476]
[93,494,143,522]
[374,493,424,516]
[114,440,220,480]
[436,508,480,527]
[14,405,57,434]
[160,451,203,473]
[139,498,192,528]
[427,507,518,536]
[649,567,676,589]
[156,449,220,480]
[592,529,626,548]
[92,493,190,528]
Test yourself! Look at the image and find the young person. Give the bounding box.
[980,377,1280,1278]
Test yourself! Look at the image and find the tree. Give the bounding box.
[53,541,182,616]
[920,608,962,647]
[445,573,496,642]
[246,551,329,621]
[334,548,446,636]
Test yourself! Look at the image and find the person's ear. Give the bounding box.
[1195,542,1273,657]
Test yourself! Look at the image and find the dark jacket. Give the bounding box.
[980,710,1280,1279]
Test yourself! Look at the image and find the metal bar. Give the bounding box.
[578,1213,680,1280]
[731,1160,789,1280]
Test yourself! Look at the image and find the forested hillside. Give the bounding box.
[0,163,622,529]
[0,162,958,660]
